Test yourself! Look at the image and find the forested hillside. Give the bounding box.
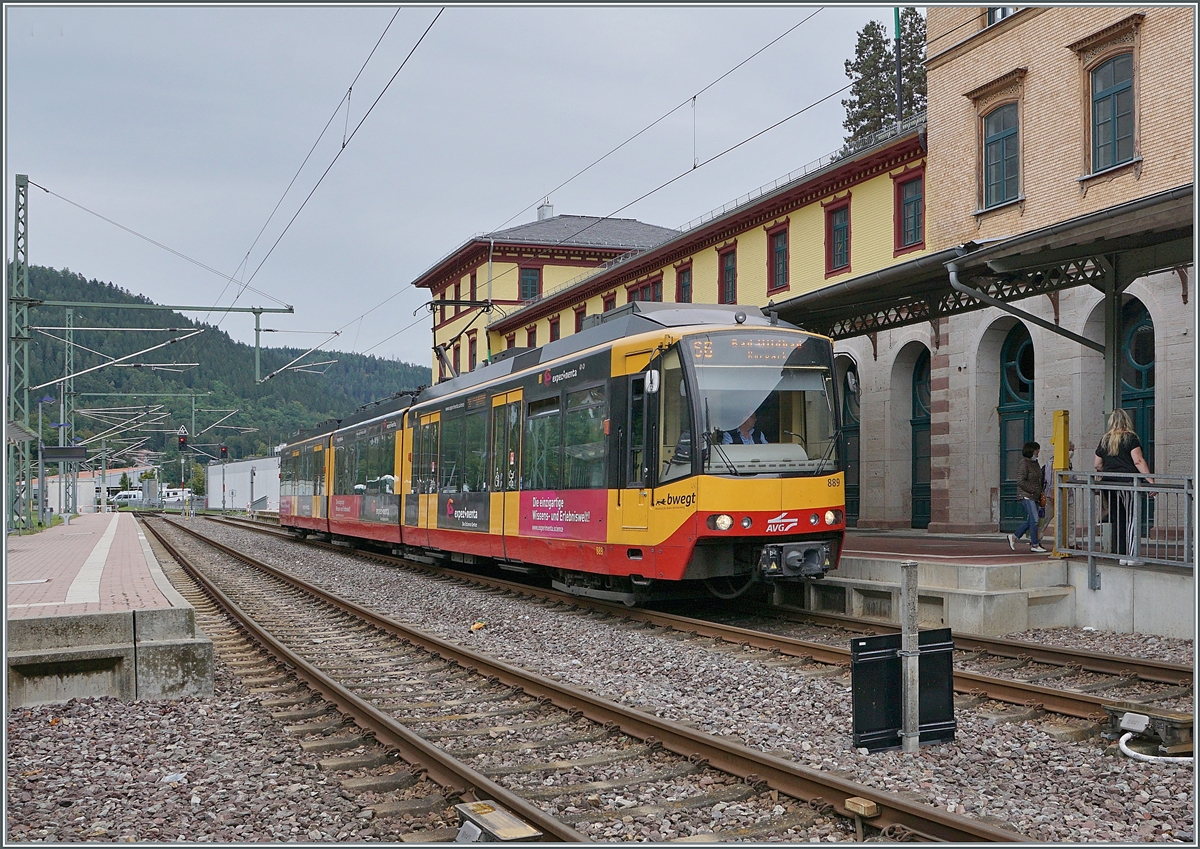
[22,265,430,472]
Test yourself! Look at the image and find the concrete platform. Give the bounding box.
[773,529,1193,638]
[6,511,213,707]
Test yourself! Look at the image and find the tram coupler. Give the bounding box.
[758,541,833,579]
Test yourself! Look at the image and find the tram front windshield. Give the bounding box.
[688,331,838,476]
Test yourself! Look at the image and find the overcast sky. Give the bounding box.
[6,4,889,369]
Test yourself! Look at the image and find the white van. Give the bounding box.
[113,491,144,508]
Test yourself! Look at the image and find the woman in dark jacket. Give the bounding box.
[1094,408,1154,557]
[1008,441,1046,553]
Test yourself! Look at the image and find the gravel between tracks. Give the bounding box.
[6,521,1194,843]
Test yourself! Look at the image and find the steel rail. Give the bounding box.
[757,605,1193,686]
[208,518,1188,723]
[142,519,588,843]
[173,518,1026,843]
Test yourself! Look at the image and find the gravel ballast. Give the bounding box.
[6,522,1194,843]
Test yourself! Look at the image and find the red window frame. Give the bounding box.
[470,271,477,303]
[519,267,542,301]
[505,332,516,350]
[675,260,693,303]
[765,222,789,293]
[603,292,617,312]
[627,275,663,303]
[452,344,461,375]
[717,244,737,304]
[453,281,461,315]
[823,194,852,277]
[549,315,560,342]
[574,305,586,333]
[526,325,537,348]
[439,291,447,323]
[892,166,925,256]
[467,332,477,371]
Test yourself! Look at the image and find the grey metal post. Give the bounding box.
[100,438,108,512]
[899,559,919,754]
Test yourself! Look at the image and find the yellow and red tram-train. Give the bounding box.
[280,302,846,604]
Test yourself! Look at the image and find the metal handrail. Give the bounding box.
[1054,471,1194,577]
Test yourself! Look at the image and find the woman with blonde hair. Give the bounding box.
[1093,408,1153,557]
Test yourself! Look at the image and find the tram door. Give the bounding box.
[620,370,652,531]
[490,390,522,560]
[413,412,440,547]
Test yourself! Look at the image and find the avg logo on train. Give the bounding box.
[766,512,800,533]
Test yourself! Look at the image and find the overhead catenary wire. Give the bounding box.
[490,8,824,233]
[355,75,855,359]
[241,8,444,294]
[209,6,404,324]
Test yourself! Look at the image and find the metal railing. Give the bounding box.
[1054,471,1194,587]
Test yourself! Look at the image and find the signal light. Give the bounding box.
[178,434,187,450]
[220,445,228,459]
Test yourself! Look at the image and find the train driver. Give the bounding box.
[722,412,769,445]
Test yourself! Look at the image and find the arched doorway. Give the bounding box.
[1121,297,1155,469]
[910,349,931,529]
[840,362,861,526]
[998,324,1034,530]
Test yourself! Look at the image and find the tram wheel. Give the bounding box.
[703,573,757,600]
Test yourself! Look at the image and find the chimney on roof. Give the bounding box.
[537,198,554,221]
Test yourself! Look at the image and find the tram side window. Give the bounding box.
[564,386,606,489]
[658,348,693,483]
[440,416,464,493]
[314,449,325,496]
[464,410,488,492]
[299,451,311,498]
[523,396,562,490]
[490,402,522,492]
[365,432,396,495]
[628,375,646,488]
[281,454,295,497]
[334,441,356,496]
[416,422,439,494]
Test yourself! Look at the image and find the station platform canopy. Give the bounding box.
[776,183,1194,340]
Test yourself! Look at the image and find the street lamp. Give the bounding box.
[37,395,54,526]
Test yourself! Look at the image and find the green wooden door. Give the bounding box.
[841,366,861,527]
[998,325,1034,531]
[910,349,931,529]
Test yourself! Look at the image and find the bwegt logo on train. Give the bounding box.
[655,492,696,508]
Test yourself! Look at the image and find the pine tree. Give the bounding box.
[841,9,927,148]
[119,472,132,491]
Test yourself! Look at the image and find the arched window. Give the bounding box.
[1092,53,1134,172]
[984,103,1019,207]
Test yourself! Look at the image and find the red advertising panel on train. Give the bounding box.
[520,490,607,542]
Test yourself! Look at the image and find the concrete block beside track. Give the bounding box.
[5,512,213,709]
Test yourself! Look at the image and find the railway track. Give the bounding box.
[147,516,1026,843]
[207,514,1192,750]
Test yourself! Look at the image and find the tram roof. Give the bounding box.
[415,302,804,407]
[775,183,1194,340]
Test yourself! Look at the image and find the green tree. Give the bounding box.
[119,472,132,491]
[191,462,206,496]
[841,9,927,147]
[139,469,156,481]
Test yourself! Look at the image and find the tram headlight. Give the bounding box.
[825,510,842,525]
[708,514,734,531]
[741,516,753,529]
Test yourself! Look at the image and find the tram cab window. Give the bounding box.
[564,386,606,488]
[658,347,693,483]
[691,331,838,476]
[523,397,562,490]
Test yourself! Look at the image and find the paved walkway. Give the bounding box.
[6,512,174,619]
[844,528,1055,563]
